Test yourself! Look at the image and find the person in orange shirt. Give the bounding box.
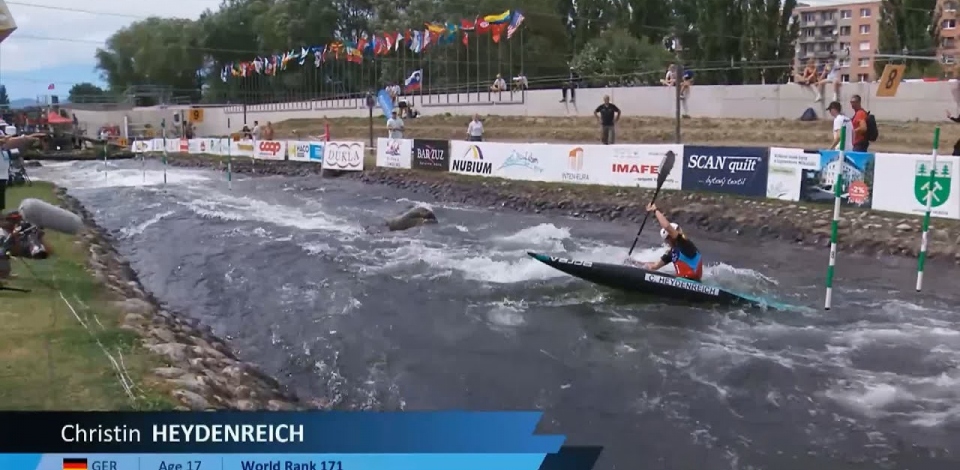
[850,94,869,152]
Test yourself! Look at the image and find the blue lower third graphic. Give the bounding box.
[20,454,586,470]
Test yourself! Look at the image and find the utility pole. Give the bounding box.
[665,30,683,144]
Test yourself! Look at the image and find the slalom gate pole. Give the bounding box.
[103,141,108,179]
[161,129,167,185]
[141,151,145,182]
[825,126,846,310]
[916,126,941,292]
[227,137,233,190]
[252,139,257,174]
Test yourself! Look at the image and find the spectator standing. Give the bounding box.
[467,114,484,142]
[0,150,9,210]
[251,121,261,140]
[826,101,853,152]
[263,122,275,141]
[849,95,869,152]
[945,110,960,155]
[594,95,621,145]
[387,110,405,139]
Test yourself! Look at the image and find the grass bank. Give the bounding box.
[0,183,173,410]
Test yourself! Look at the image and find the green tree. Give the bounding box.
[0,85,9,108]
[68,82,107,103]
[876,0,942,78]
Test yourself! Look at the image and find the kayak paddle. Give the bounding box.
[627,150,676,256]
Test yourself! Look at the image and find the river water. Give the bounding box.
[35,160,960,469]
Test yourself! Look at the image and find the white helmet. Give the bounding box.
[660,223,680,240]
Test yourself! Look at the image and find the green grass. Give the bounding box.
[0,183,174,410]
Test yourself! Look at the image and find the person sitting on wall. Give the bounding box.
[241,125,252,139]
[512,73,528,92]
[660,64,676,87]
[490,74,507,92]
[397,99,409,118]
[814,53,842,103]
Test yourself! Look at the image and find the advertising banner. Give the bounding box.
[682,146,769,196]
[255,140,287,161]
[448,140,502,177]
[287,141,313,162]
[411,139,450,171]
[324,141,365,171]
[178,139,189,153]
[131,141,150,153]
[232,139,255,157]
[308,143,325,162]
[799,150,875,208]
[377,138,413,169]
[584,144,683,189]
[872,153,959,219]
[151,138,164,152]
[766,147,820,201]
[188,139,202,154]
[493,143,554,182]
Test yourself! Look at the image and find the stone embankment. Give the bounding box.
[160,153,960,264]
[57,188,317,410]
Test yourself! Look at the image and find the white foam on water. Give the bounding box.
[35,162,213,189]
[180,192,361,236]
[119,210,176,239]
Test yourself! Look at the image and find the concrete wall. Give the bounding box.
[65,81,960,138]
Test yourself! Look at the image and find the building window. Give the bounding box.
[859,24,871,34]
[821,27,835,36]
[840,25,851,36]
[802,12,816,22]
[803,28,816,37]
[857,73,869,82]
[840,9,852,19]
[858,57,871,67]
[943,19,957,29]
[822,11,834,20]
[943,37,956,48]
[860,8,871,17]
[839,42,850,51]
[840,58,851,67]
[946,55,957,65]
[859,41,871,51]
[945,0,958,12]
[841,74,850,82]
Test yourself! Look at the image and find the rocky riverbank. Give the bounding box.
[56,188,317,410]
[158,153,960,264]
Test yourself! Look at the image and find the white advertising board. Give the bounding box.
[231,139,255,157]
[132,140,151,153]
[766,147,820,201]
[872,153,960,219]
[287,141,315,162]
[323,141,365,171]
[376,138,413,169]
[448,141,510,178]
[584,144,684,189]
[253,140,286,161]
[188,139,202,154]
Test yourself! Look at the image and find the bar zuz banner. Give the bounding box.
[681,146,769,196]
[412,139,450,171]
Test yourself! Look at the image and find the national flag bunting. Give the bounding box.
[404,69,423,92]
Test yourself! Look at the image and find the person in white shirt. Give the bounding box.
[386,110,404,139]
[815,54,842,103]
[827,101,854,152]
[467,114,483,142]
[490,74,507,92]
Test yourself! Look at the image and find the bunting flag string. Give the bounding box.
[219,9,525,82]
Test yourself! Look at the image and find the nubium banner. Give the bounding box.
[0,412,600,470]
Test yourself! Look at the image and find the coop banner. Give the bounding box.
[255,140,287,161]
[377,138,413,169]
[579,144,683,189]
[798,150,875,208]
[682,146,769,196]
[323,141,365,171]
[872,153,960,219]
[765,147,820,201]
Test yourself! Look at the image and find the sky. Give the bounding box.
[0,0,219,100]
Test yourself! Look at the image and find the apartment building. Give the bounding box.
[794,0,881,82]
[938,0,960,68]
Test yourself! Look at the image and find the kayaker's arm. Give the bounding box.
[647,204,679,239]
[644,259,667,270]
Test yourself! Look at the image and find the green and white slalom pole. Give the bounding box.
[161,129,168,185]
[916,127,941,292]
[825,126,846,310]
[227,137,233,190]
[103,140,108,179]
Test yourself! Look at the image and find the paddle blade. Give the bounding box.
[656,150,676,189]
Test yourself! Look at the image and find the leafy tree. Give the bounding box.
[0,85,9,108]
[876,0,942,78]
[68,82,107,103]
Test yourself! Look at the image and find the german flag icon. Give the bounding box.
[62,458,88,470]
